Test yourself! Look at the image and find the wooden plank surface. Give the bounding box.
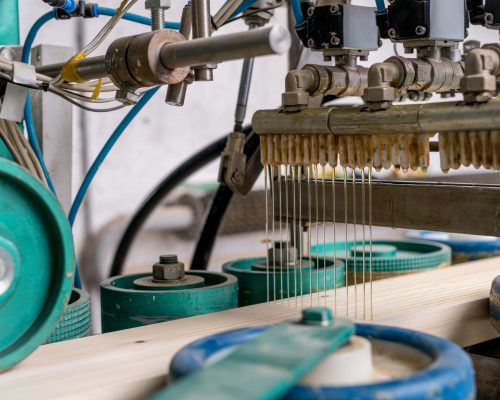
[1,257,499,400]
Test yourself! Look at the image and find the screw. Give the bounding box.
[159,255,178,264]
[330,4,340,14]
[486,13,494,25]
[150,8,165,31]
[307,38,315,48]
[415,25,427,36]
[301,308,334,326]
[388,28,397,39]
[307,7,314,17]
[387,0,396,4]
[330,33,340,46]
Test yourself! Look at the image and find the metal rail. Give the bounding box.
[275,178,500,236]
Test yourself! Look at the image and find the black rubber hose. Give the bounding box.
[190,130,261,270]
[109,126,252,278]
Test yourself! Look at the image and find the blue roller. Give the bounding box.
[169,324,475,400]
[407,231,500,264]
[491,276,500,333]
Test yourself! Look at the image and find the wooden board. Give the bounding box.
[1,257,499,400]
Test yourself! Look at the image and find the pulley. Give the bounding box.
[46,288,91,344]
[222,241,345,306]
[101,255,238,333]
[312,240,451,281]
[0,159,75,371]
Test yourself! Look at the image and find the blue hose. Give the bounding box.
[375,0,386,12]
[68,87,160,227]
[231,0,258,18]
[96,7,180,30]
[291,0,304,26]
[22,9,171,287]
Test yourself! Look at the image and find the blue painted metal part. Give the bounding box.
[169,323,475,400]
[0,0,20,46]
[490,276,500,333]
[152,310,354,400]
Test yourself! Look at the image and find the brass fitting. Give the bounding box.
[282,64,368,111]
[461,45,500,104]
[364,55,464,110]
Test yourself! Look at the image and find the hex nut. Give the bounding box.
[282,91,310,107]
[363,86,396,103]
[145,0,171,9]
[153,260,185,281]
[461,75,497,93]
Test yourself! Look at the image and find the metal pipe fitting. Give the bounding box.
[362,61,401,110]
[461,46,500,103]
[282,64,368,110]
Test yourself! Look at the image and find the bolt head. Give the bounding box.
[415,25,427,36]
[145,0,171,10]
[388,28,397,40]
[302,308,334,326]
[153,260,185,281]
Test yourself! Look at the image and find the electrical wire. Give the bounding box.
[96,7,180,30]
[223,4,281,25]
[68,87,160,227]
[109,127,251,277]
[291,0,304,26]
[375,0,386,12]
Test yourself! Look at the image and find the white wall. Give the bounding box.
[18,1,500,258]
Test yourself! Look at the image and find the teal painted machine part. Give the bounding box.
[0,0,20,45]
[0,159,75,371]
[100,271,238,333]
[46,288,91,344]
[311,240,451,279]
[167,322,475,400]
[151,309,354,400]
[0,138,15,162]
[222,257,345,306]
[408,231,500,264]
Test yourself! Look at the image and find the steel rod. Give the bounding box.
[36,55,107,80]
[252,99,500,135]
[160,26,291,69]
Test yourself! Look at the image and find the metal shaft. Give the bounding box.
[166,4,193,106]
[36,26,291,84]
[160,26,291,69]
[234,24,258,131]
[36,55,106,80]
[192,0,213,81]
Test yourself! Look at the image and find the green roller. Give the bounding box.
[0,160,75,371]
[222,241,346,306]
[101,255,238,333]
[0,0,20,46]
[311,240,451,282]
[46,288,92,344]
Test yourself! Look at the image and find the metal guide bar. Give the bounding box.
[274,178,500,236]
[252,99,500,136]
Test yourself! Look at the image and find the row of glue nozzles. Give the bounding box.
[259,131,500,172]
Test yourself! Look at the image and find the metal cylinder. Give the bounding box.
[37,55,107,80]
[252,99,500,136]
[160,25,291,69]
[192,0,213,81]
[166,3,193,106]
